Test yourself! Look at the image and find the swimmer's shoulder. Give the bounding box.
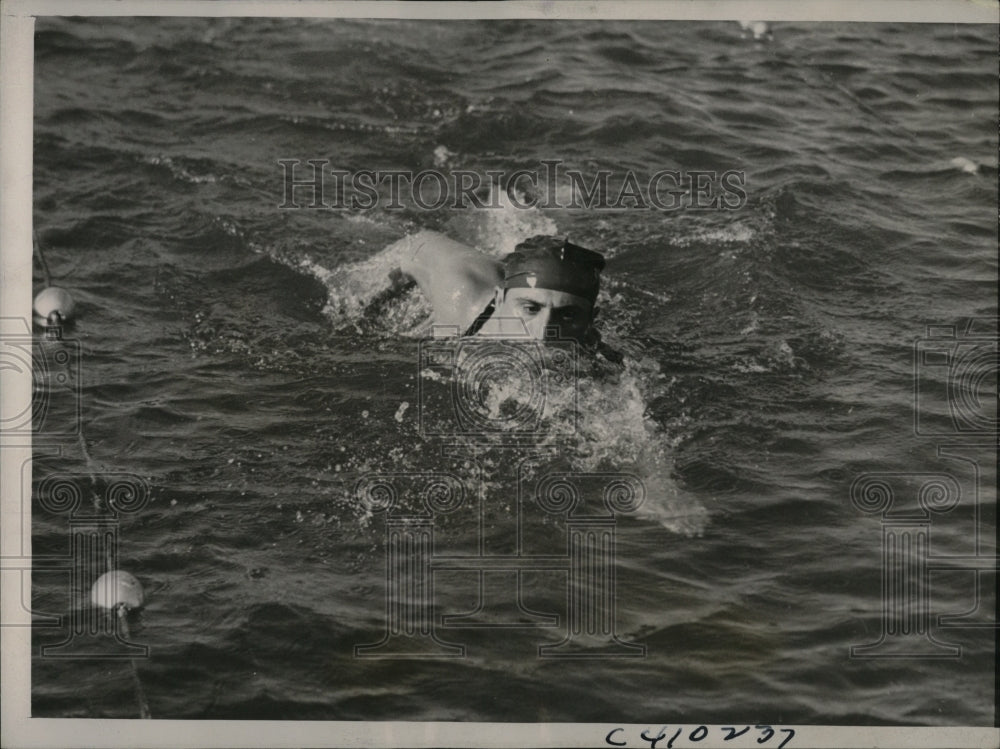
[595,340,625,365]
[581,328,625,366]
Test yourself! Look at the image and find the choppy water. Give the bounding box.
[29,17,997,725]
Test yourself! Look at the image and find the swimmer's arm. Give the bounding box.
[397,230,503,330]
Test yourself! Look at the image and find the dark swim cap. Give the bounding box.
[503,236,605,303]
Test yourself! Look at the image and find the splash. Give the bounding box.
[458,186,559,256]
[295,242,432,336]
[142,154,218,184]
[416,341,708,537]
[664,220,757,249]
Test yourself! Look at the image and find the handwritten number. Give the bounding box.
[606,728,627,747]
[603,725,793,749]
[689,726,708,742]
[756,725,775,744]
[640,727,667,749]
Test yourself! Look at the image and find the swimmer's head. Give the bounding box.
[503,236,605,302]
[491,236,605,342]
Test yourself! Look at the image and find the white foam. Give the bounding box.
[418,347,708,536]
[448,184,560,256]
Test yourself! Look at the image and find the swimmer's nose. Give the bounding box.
[526,309,552,339]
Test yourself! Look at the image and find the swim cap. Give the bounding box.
[503,236,605,303]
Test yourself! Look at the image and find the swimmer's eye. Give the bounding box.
[554,309,582,322]
[519,303,542,315]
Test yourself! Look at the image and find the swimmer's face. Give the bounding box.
[493,287,595,342]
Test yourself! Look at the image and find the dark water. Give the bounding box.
[30,18,997,725]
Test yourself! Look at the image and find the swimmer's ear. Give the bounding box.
[493,286,504,306]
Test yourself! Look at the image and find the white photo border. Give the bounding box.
[2,1,997,748]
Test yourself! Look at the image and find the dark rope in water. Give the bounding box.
[117,608,152,719]
[32,230,53,288]
[34,233,152,719]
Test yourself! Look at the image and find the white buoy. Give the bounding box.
[738,20,772,40]
[950,156,980,175]
[90,569,145,610]
[33,286,76,325]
